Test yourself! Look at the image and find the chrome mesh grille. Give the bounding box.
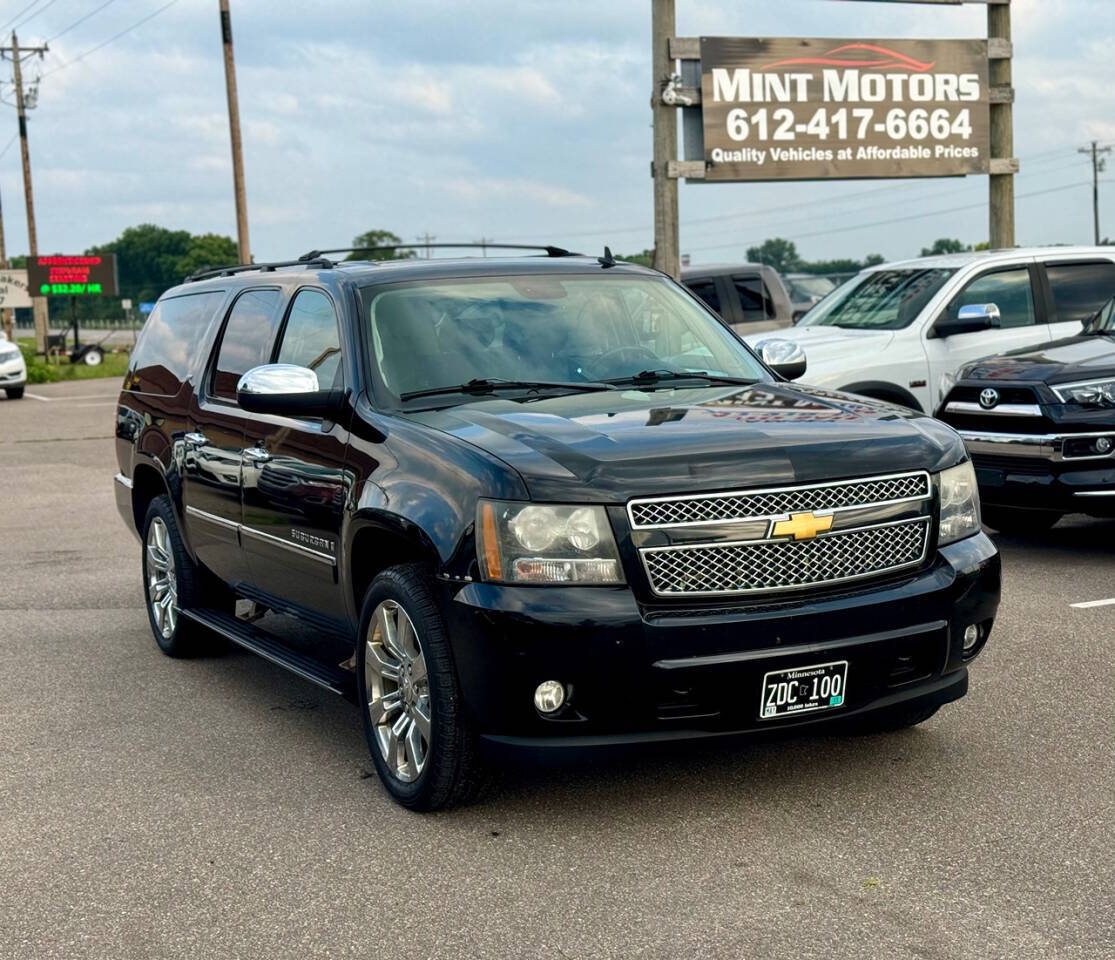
[641,519,929,596]
[628,472,929,529]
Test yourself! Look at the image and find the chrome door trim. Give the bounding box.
[185,504,240,531]
[1074,490,1115,497]
[240,524,335,565]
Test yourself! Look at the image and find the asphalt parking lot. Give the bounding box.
[2,379,1113,960]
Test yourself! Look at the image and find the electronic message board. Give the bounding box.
[26,255,119,297]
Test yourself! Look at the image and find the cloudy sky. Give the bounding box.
[1,0,1112,266]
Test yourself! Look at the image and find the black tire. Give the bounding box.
[981,506,1061,535]
[141,495,223,657]
[4,386,23,399]
[356,564,487,811]
[853,704,940,734]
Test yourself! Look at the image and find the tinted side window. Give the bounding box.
[732,275,772,323]
[951,268,1035,329]
[125,291,224,395]
[276,289,343,388]
[685,279,721,316]
[212,288,283,400]
[1046,261,1115,326]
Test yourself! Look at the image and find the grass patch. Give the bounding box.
[17,338,130,383]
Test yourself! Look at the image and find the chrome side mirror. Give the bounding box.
[236,364,344,418]
[757,339,807,381]
[957,303,1001,326]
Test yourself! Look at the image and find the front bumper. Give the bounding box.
[442,532,1000,743]
[0,355,26,388]
[959,429,1115,514]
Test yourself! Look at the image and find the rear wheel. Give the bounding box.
[141,495,222,656]
[357,564,486,811]
[981,506,1061,535]
[4,386,23,400]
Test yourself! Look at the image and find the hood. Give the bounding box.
[408,382,964,501]
[742,325,895,369]
[960,334,1115,384]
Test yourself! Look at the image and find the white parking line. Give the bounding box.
[25,392,118,403]
[1070,598,1115,609]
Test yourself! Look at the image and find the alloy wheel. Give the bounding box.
[365,600,431,783]
[146,516,178,639]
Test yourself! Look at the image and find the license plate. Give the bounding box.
[759,660,848,720]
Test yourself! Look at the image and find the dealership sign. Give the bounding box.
[0,269,32,309]
[699,37,990,180]
[26,254,119,296]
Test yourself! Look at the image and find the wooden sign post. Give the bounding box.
[651,0,1015,280]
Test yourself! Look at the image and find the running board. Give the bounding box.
[181,608,355,698]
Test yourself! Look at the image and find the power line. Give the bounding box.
[45,0,121,44]
[686,180,1093,254]
[0,131,15,159]
[13,0,63,33]
[40,0,181,77]
[0,0,46,33]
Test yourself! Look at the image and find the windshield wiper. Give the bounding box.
[400,377,617,402]
[605,369,759,388]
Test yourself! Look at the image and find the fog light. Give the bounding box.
[962,624,980,651]
[533,680,566,714]
[1096,437,1113,454]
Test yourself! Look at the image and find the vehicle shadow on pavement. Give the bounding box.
[984,515,1115,557]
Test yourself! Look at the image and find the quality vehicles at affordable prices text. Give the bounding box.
[114,249,1000,810]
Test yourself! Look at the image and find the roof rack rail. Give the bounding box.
[298,243,578,261]
[184,256,335,283]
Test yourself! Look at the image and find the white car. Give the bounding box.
[744,247,1115,413]
[0,331,26,400]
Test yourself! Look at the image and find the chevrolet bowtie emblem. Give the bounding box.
[770,511,834,540]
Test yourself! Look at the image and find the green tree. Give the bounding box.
[86,224,193,302]
[920,238,970,257]
[617,248,654,267]
[345,229,417,261]
[175,233,239,279]
[745,238,802,273]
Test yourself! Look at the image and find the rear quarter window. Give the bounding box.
[124,291,225,395]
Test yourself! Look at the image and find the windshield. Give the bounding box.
[787,276,835,301]
[362,274,768,404]
[800,267,956,330]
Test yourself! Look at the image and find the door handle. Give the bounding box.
[243,446,272,464]
[184,432,208,447]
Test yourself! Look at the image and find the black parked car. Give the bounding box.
[114,247,1000,810]
[938,296,1115,532]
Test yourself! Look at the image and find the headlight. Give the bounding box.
[0,344,20,361]
[1052,379,1115,407]
[477,500,624,584]
[937,460,981,546]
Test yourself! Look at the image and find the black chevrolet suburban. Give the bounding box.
[938,295,1115,531]
[114,249,1000,810]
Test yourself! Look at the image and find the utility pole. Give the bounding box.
[650,0,680,280]
[417,232,436,259]
[4,32,49,353]
[987,2,1015,249]
[219,1,251,264]
[1078,141,1111,245]
[0,185,11,341]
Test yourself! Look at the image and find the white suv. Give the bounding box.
[744,247,1115,413]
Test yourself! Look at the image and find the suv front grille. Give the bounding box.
[628,472,929,529]
[641,518,929,596]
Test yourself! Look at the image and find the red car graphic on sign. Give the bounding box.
[762,42,936,73]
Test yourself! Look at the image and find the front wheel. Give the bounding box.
[357,565,486,811]
[981,506,1061,535]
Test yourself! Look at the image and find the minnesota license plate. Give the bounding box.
[759,660,848,720]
